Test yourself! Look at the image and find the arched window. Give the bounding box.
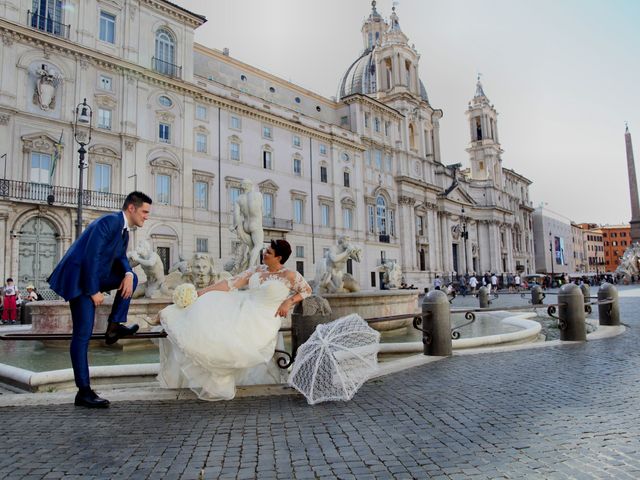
[154,29,177,76]
[376,196,387,235]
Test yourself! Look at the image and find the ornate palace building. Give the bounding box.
[0,0,534,294]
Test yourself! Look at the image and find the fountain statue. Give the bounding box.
[128,240,169,299]
[314,236,362,294]
[227,179,264,274]
[380,260,402,290]
[616,242,640,282]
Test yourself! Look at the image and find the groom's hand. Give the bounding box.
[119,275,134,299]
[91,292,104,306]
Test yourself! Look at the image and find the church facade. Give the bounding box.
[0,0,534,295]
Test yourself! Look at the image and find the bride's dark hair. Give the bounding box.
[270,239,292,264]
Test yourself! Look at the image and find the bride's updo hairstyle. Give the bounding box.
[270,239,292,264]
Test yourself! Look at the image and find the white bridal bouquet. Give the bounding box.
[173,283,198,309]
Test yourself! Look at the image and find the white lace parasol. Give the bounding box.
[288,314,380,405]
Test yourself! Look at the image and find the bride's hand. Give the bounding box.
[276,299,292,317]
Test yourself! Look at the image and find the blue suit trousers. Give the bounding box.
[69,271,138,389]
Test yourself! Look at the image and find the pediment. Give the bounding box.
[89,145,119,157]
[444,185,476,205]
[258,179,279,192]
[149,158,178,170]
[21,133,61,153]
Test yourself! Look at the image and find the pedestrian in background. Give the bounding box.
[2,278,19,325]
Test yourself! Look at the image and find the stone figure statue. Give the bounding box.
[228,179,264,274]
[381,260,402,289]
[127,240,168,299]
[314,236,362,294]
[616,242,640,282]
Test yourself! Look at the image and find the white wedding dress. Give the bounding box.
[158,266,311,401]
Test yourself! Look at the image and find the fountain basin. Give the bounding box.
[322,289,419,331]
[27,296,171,348]
[379,312,542,353]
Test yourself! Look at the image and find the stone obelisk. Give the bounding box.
[625,125,640,243]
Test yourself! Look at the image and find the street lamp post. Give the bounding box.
[461,206,469,276]
[73,98,92,240]
[548,231,555,281]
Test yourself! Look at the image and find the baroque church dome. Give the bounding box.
[337,49,429,102]
[336,2,429,103]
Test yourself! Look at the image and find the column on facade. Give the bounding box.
[440,213,452,274]
[481,114,489,141]
[488,221,501,273]
[431,112,442,163]
[426,206,438,274]
[505,224,515,273]
[0,35,17,106]
[393,54,401,87]
[397,195,416,272]
[477,220,490,274]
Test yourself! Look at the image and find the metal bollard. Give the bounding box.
[531,285,545,305]
[420,290,452,356]
[478,286,490,308]
[579,283,591,313]
[597,282,620,326]
[558,283,586,341]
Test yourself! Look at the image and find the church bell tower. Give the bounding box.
[466,76,503,185]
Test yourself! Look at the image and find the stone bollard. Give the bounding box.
[478,286,490,308]
[558,283,586,341]
[531,285,545,305]
[597,282,620,326]
[580,283,591,313]
[421,290,452,356]
[291,296,333,357]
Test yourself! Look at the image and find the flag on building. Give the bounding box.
[50,131,63,183]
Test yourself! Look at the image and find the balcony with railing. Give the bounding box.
[27,10,70,39]
[263,216,293,232]
[0,179,126,210]
[152,57,182,79]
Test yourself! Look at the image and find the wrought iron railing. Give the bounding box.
[27,10,70,39]
[152,57,182,78]
[0,179,126,210]
[262,216,293,231]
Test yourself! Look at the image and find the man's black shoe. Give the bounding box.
[105,323,139,345]
[74,388,110,408]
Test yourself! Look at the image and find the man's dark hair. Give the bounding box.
[122,191,152,210]
[6,278,13,283]
[270,239,292,264]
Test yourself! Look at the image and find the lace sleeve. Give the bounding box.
[292,271,312,299]
[226,267,255,291]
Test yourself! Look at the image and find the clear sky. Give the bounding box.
[179,0,640,226]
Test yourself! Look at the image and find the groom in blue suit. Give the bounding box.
[48,191,152,408]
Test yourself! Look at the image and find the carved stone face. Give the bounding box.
[191,255,213,288]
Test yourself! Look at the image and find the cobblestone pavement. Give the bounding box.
[0,286,639,479]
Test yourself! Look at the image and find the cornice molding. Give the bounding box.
[140,0,207,28]
[0,20,363,152]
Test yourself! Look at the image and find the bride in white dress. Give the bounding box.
[158,239,312,401]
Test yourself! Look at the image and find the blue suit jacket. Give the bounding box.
[48,212,132,301]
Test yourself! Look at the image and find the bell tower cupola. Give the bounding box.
[465,75,503,185]
[361,1,387,50]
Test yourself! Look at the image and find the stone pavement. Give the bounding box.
[0,286,639,479]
